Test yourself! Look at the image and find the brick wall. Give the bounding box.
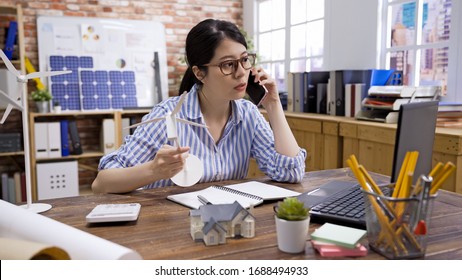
[1,0,243,189]
[5,0,243,96]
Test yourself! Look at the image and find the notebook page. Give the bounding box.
[225,181,301,200]
[167,186,263,209]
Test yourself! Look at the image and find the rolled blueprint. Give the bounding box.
[0,200,142,259]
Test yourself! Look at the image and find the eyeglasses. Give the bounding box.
[202,54,256,76]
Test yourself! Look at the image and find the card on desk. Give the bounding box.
[310,223,367,249]
[310,240,368,257]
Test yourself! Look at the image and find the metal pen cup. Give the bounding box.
[362,184,437,259]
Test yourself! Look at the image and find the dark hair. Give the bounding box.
[179,19,247,95]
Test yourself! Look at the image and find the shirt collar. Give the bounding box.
[184,84,243,125]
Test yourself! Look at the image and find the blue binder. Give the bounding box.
[3,21,18,60]
[60,120,70,156]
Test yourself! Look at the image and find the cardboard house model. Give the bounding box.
[190,201,256,246]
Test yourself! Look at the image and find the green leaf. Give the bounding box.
[275,197,309,221]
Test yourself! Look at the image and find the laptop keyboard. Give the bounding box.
[309,186,390,229]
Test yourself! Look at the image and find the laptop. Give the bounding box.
[297,101,439,229]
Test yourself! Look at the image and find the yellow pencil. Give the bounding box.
[398,151,418,198]
[429,162,444,178]
[393,152,411,198]
[346,158,368,192]
[347,155,406,253]
[431,162,449,186]
[358,165,383,195]
[430,162,456,195]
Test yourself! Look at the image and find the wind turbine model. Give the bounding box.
[0,49,71,213]
[127,93,207,187]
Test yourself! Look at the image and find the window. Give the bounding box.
[249,0,461,102]
[382,0,452,95]
[255,0,325,91]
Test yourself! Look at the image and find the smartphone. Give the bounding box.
[246,73,268,106]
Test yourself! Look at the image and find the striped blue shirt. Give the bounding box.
[99,84,307,188]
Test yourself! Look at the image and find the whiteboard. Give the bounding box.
[36,16,168,107]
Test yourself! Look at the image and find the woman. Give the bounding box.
[92,19,306,193]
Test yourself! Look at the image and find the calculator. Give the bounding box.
[86,203,141,223]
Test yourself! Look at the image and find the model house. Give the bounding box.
[190,201,255,246]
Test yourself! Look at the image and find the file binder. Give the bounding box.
[101,119,116,154]
[68,120,83,155]
[327,71,344,116]
[34,123,49,158]
[121,118,130,141]
[1,173,8,201]
[60,120,70,156]
[3,21,18,59]
[345,83,366,117]
[47,122,62,158]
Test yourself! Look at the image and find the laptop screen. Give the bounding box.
[391,101,439,184]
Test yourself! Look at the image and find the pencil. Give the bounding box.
[398,151,418,198]
[393,152,411,198]
[429,162,444,178]
[430,162,456,195]
[347,156,401,251]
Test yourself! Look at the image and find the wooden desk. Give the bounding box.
[40,169,462,260]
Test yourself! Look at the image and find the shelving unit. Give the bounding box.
[28,109,150,200]
[0,4,26,180]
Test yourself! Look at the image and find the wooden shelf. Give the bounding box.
[0,151,24,157]
[35,152,104,162]
[0,5,17,14]
[29,110,150,200]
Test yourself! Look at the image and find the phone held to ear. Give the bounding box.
[246,74,268,106]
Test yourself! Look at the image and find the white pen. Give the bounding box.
[197,195,212,205]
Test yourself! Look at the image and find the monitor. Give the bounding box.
[391,101,439,184]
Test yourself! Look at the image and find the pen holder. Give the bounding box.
[362,186,437,259]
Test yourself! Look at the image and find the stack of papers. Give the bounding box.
[310,223,367,257]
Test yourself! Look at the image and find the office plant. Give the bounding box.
[274,197,310,253]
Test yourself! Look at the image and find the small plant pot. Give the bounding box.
[275,215,310,253]
[35,101,50,113]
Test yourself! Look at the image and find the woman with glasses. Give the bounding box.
[92,19,306,193]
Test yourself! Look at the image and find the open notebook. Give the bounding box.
[167,181,301,209]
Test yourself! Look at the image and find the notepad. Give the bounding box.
[167,181,301,209]
[310,240,368,257]
[310,223,367,249]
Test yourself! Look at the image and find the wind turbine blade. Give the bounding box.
[0,105,14,124]
[0,49,20,78]
[0,89,22,110]
[124,116,165,129]
[26,70,72,79]
[0,89,23,124]
[171,93,187,115]
[176,118,208,128]
[165,114,178,140]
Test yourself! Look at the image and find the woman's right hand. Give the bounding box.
[150,144,190,180]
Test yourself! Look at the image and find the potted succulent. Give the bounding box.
[53,101,62,113]
[274,197,310,253]
[31,88,52,113]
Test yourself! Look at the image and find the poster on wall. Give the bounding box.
[37,16,168,110]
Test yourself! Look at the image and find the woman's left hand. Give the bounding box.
[250,67,280,108]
